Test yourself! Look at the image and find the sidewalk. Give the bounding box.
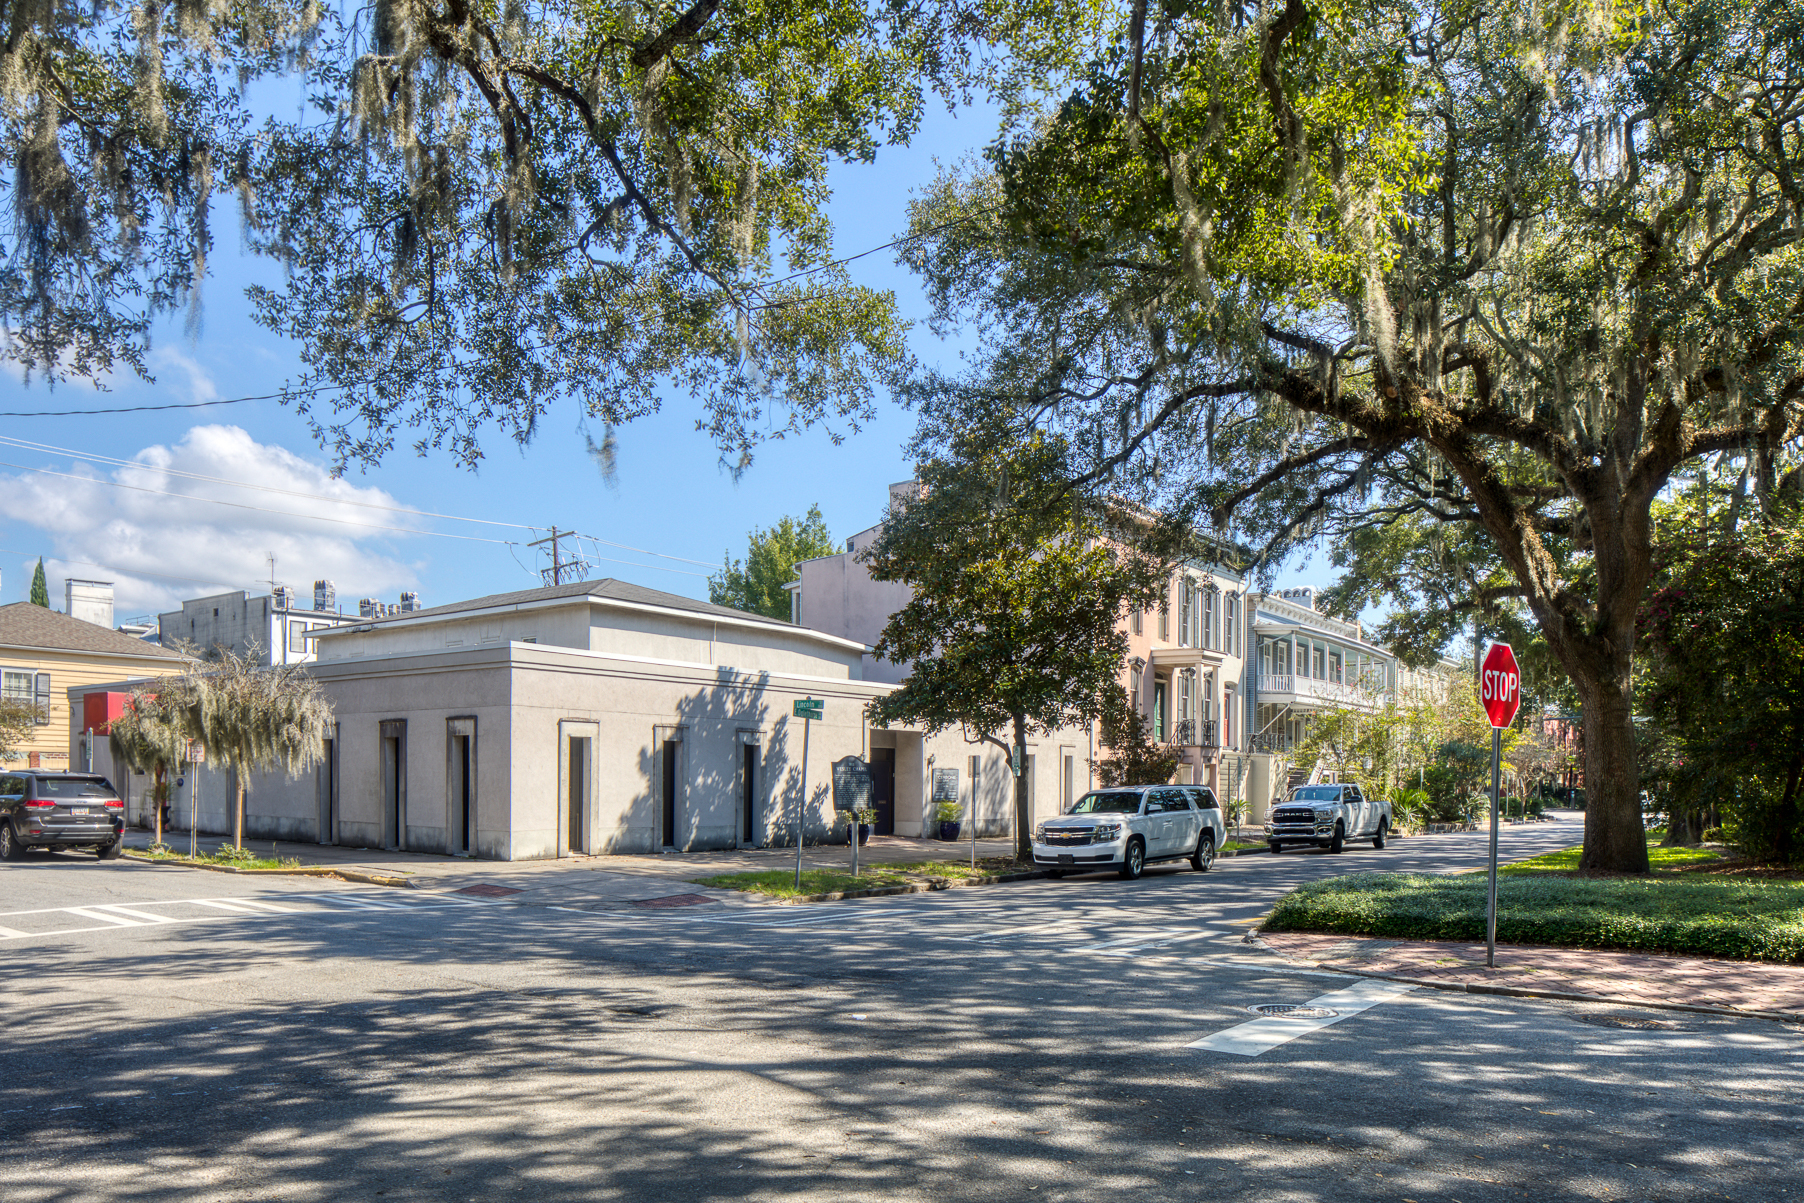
[1256,930,1804,1020]
[121,828,1018,908]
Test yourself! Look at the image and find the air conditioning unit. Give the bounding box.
[400,591,421,612]
[314,579,336,612]
[359,598,380,618]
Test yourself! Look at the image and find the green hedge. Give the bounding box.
[1263,872,1804,963]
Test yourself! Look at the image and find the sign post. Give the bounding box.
[1479,642,1522,968]
[832,756,873,879]
[792,699,823,890]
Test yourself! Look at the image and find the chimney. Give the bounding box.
[1279,587,1317,611]
[64,579,115,628]
[313,579,336,612]
[399,591,421,612]
[359,598,380,618]
[272,585,295,610]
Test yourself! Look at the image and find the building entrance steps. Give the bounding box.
[119,829,1019,910]
[1254,930,1804,1021]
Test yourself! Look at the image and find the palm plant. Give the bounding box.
[108,682,199,847]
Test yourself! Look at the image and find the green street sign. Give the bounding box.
[793,698,824,720]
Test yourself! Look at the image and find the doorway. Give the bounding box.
[379,720,406,850]
[741,742,759,845]
[661,739,680,848]
[446,717,476,856]
[566,735,588,855]
[317,731,339,845]
[1153,681,1168,742]
[870,747,896,835]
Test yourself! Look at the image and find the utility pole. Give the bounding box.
[529,527,591,586]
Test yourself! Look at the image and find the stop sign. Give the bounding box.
[1480,642,1521,729]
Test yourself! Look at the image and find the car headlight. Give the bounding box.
[1091,824,1121,841]
[1315,808,1336,820]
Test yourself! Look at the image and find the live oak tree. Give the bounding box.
[897,0,1804,872]
[3,0,1110,469]
[194,649,333,849]
[708,504,836,620]
[863,434,1167,861]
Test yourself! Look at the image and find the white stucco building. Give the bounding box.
[78,578,1087,858]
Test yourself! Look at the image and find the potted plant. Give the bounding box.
[935,799,962,841]
[844,806,875,845]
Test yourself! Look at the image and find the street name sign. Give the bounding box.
[792,698,824,720]
[1480,643,1521,729]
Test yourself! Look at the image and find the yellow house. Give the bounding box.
[0,602,190,771]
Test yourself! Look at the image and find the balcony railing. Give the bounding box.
[1257,675,1382,707]
[1250,731,1298,754]
[1170,718,1219,748]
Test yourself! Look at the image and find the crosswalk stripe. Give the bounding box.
[188,899,262,913]
[92,905,175,924]
[0,924,28,938]
[226,898,298,913]
[1186,978,1416,1057]
[63,907,143,927]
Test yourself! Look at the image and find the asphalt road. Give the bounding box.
[2,815,1799,1203]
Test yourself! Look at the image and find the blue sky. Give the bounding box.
[0,100,1331,622]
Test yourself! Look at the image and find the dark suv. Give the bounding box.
[0,772,126,860]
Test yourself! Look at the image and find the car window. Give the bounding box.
[33,777,116,799]
[1149,788,1187,813]
[1290,785,1343,802]
[1069,791,1143,814]
[0,775,21,797]
[1190,788,1218,811]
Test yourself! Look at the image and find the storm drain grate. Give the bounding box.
[632,893,717,908]
[1246,1003,1340,1019]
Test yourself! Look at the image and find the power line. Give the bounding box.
[0,434,534,531]
[0,547,260,594]
[0,386,341,418]
[0,459,514,544]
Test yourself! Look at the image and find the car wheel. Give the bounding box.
[1329,823,1345,854]
[1118,838,1146,880]
[1267,841,1281,855]
[1190,832,1216,872]
[1372,819,1388,850]
[1046,868,1065,879]
[97,839,123,861]
[0,822,25,862]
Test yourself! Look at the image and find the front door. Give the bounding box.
[1153,682,1168,742]
[565,736,587,855]
[871,747,895,836]
[741,743,759,845]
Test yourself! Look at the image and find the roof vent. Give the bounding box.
[359,598,380,618]
[272,585,295,610]
[399,591,421,612]
[314,579,336,612]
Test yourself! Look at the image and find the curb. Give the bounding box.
[122,852,415,889]
[714,868,1051,905]
[1242,935,1804,1025]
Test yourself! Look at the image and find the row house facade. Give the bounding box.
[1246,587,1398,756]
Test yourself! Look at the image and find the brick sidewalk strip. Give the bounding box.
[1256,931,1804,1020]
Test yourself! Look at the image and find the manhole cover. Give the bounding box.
[632,893,716,908]
[1246,1003,1340,1019]
[1577,1014,1679,1030]
[456,884,523,897]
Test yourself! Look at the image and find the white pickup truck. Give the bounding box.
[1264,782,1391,854]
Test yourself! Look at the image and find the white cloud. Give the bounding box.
[148,347,220,404]
[0,425,422,617]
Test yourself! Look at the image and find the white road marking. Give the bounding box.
[91,905,176,924]
[63,907,142,927]
[1186,978,1417,1057]
[0,924,28,938]
[187,899,262,913]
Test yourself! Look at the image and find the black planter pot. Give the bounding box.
[938,820,962,841]
[856,824,872,845]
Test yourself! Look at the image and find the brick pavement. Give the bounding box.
[1256,930,1804,1019]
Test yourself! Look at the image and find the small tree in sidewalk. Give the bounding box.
[864,433,1169,861]
[108,682,199,845]
[195,650,334,850]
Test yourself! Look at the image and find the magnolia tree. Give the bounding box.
[897,0,1804,872]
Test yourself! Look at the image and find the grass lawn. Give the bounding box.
[695,858,1024,900]
[1497,841,1725,875]
[1264,838,1804,963]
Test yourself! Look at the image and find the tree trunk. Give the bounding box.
[153,764,164,845]
[1575,680,1649,874]
[234,773,245,851]
[1775,744,1803,866]
[1013,712,1032,863]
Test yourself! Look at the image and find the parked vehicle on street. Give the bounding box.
[0,772,126,861]
[1265,782,1391,854]
[1033,785,1226,879]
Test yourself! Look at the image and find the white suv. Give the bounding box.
[1033,785,1226,879]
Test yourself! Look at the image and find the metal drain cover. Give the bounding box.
[1247,1003,1340,1019]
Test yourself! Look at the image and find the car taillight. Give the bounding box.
[23,799,53,810]
[103,799,124,808]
